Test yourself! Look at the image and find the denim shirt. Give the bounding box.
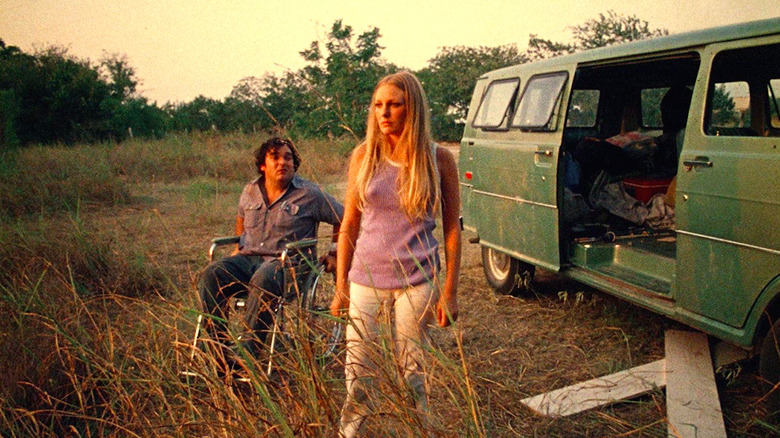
[237,175,343,256]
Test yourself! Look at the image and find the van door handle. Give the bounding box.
[534,150,553,157]
[682,157,713,171]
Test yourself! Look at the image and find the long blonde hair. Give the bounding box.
[355,71,438,220]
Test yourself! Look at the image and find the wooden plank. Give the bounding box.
[712,340,750,369]
[665,330,727,438]
[521,359,666,417]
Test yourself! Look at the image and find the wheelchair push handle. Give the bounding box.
[211,236,241,246]
[209,236,240,261]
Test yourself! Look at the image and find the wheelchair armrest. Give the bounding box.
[209,236,240,262]
[281,238,319,266]
[284,238,318,251]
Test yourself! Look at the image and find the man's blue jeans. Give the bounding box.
[199,254,284,358]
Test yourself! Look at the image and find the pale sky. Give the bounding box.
[2,0,777,104]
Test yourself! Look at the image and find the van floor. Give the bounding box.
[568,231,677,295]
[625,233,676,258]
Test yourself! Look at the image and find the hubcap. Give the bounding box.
[487,248,510,281]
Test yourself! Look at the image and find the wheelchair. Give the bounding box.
[184,236,344,378]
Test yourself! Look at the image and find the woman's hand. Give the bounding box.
[330,291,350,318]
[436,293,458,327]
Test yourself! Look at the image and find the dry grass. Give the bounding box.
[1,133,777,437]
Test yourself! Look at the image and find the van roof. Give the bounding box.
[485,17,780,77]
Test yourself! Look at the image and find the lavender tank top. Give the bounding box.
[348,160,440,289]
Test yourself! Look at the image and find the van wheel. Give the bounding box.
[481,246,535,295]
[760,318,780,421]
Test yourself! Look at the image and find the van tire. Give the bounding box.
[760,318,780,422]
[481,246,535,295]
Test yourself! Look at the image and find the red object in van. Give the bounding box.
[623,177,674,203]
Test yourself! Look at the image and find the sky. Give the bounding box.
[2,0,778,104]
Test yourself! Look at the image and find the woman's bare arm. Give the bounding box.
[436,146,462,327]
[330,145,366,316]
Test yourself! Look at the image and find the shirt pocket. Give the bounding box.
[244,203,264,229]
[277,201,300,228]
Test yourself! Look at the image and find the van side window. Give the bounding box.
[511,72,568,130]
[705,43,780,137]
[566,89,599,127]
[641,88,669,128]
[709,81,751,134]
[769,79,780,129]
[472,79,520,129]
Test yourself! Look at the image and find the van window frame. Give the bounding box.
[510,71,569,131]
[770,79,780,129]
[703,42,780,137]
[471,78,521,130]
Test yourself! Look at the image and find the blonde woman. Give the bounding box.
[330,71,461,436]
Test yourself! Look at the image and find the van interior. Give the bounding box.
[559,43,780,295]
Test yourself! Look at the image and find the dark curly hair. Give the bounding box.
[253,137,301,175]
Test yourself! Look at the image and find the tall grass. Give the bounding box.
[0,214,167,431]
[2,284,485,436]
[0,132,354,218]
[108,132,354,185]
[0,133,487,436]
[0,144,130,217]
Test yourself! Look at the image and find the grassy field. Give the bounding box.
[0,132,775,437]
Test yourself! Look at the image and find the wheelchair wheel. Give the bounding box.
[300,262,344,361]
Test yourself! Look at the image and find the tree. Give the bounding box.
[229,74,306,134]
[225,20,394,139]
[0,40,28,147]
[98,53,169,140]
[418,45,526,141]
[571,10,668,50]
[526,10,668,60]
[526,36,575,61]
[28,46,112,143]
[100,53,138,102]
[710,84,739,126]
[110,97,168,139]
[168,96,222,132]
[0,41,167,145]
[295,20,395,139]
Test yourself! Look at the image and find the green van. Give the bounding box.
[459,18,780,379]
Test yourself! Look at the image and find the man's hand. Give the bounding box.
[436,293,458,327]
[320,254,337,274]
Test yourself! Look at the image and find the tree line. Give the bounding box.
[1,11,667,147]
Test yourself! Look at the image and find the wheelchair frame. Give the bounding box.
[187,236,343,377]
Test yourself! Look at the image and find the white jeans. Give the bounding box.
[339,281,437,438]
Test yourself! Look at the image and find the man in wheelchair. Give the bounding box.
[199,137,344,374]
